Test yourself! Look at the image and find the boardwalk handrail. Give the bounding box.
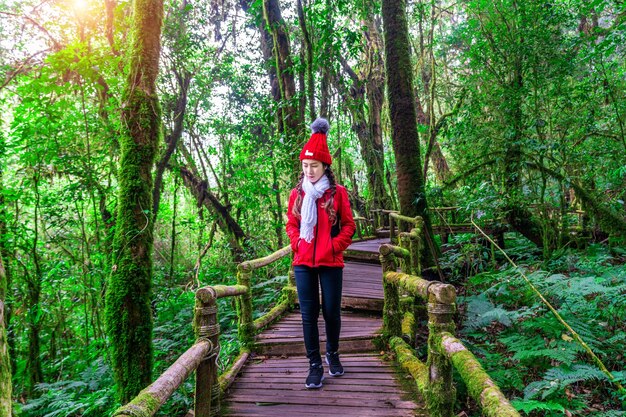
[353,215,374,239]
[236,245,297,346]
[380,228,520,417]
[113,245,297,417]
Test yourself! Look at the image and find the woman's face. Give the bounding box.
[302,159,326,183]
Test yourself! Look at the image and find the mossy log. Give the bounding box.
[401,310,415,343]
[218,349,250,396]
[379,243,411,261]
[195,285,248,303]
[440,332,520,417]
[0,300,10,417]
[253,292,294,331]
[237,245,291,272]
[390,213,423,226]
[390,336,428,393]
[113,341,212,417]
[384,271,456,304]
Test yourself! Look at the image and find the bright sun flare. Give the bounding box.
[71,0,89,13]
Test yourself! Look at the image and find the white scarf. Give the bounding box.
[300,175,330,243]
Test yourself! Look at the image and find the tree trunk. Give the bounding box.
[334,53,390,211]
[0,133,11,415]
[176,143,248,262]
[0,256,12,417]
[152,71,190,223]
[503,57,543,248]
[363,13,392,210]
[382,0,434,267]
[105,0,164,402]
[27,175,43,396]
[297,0,315,120]
[0,248,10,417]
[262,0,303,172]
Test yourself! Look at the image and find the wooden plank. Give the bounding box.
[255,338,376,356]
[222,353,423,417]
[347,238,390,253]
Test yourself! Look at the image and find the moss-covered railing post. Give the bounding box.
[355,217,364,239]
[426,283,457,417]
[111,284,249,417]
[401,232,413,273]
[194,287,220,417]
[288,265,295,287]
[409,218,423,277]
[371,208,380,231]
[389,212,396,243]
[380,246,401,338]
[236,266,254,349]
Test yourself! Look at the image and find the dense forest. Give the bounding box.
[0,0,625,415]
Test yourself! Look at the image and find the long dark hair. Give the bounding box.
[292,165,338,224]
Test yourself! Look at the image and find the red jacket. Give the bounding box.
[286,184,356,268]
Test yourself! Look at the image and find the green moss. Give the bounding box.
[0,303,10,417]
[383,279,401,337]
[401,311,415,340]
[112,390,160,417]
[447,347,519,417]
[425,324,455,417]
[390,336,428,393]
[235,272,254,347]
[105,52,162,405]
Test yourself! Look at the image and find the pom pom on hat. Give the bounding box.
[300,118,332,165]
[310,118,329,134]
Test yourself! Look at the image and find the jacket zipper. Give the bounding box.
[312,200,319,266]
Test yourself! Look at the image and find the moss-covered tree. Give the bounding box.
[104,0,164,402]
[0,128,9,415]
[261,0,304,173]
[0,256,9,417]
[382,0,435,267]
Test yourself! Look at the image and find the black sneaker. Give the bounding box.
[305,363,324,389]
[325,352,344,376]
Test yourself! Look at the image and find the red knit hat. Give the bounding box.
[299,118,332,165]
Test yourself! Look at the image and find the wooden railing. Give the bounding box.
[379,214,520,417]
[112,245,296,417]
[353,215,375,239]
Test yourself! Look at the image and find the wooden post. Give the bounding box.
[389,215,396,244]
[236,268,254,348]
[399,233,410,274]
[409,228,422,277]
[380,247,401,338]
[288,265,295,287]
[372,209,380,230]
[426,285,456,417]
[194,289,220,417]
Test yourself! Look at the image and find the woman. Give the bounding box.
[286,118,356,389]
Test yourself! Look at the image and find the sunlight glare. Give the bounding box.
[71,0,89,14]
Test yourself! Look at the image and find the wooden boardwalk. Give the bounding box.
[222,354,423,417]
[221,236,426,416]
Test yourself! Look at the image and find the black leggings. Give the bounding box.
[294,265,343,365]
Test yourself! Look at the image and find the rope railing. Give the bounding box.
[113,245,297,417]
[380,222,520,417]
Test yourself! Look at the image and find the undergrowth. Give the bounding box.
[442,234,626,416]
[18,253,290,416]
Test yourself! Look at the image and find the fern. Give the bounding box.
[464,293,512,329]
[524,364,608,400]
[513,347,579,364]
[588,411,626,417]
[511,399,565,413]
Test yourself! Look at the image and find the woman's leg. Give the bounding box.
[294,265,322,365]
[319,266,343,354]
